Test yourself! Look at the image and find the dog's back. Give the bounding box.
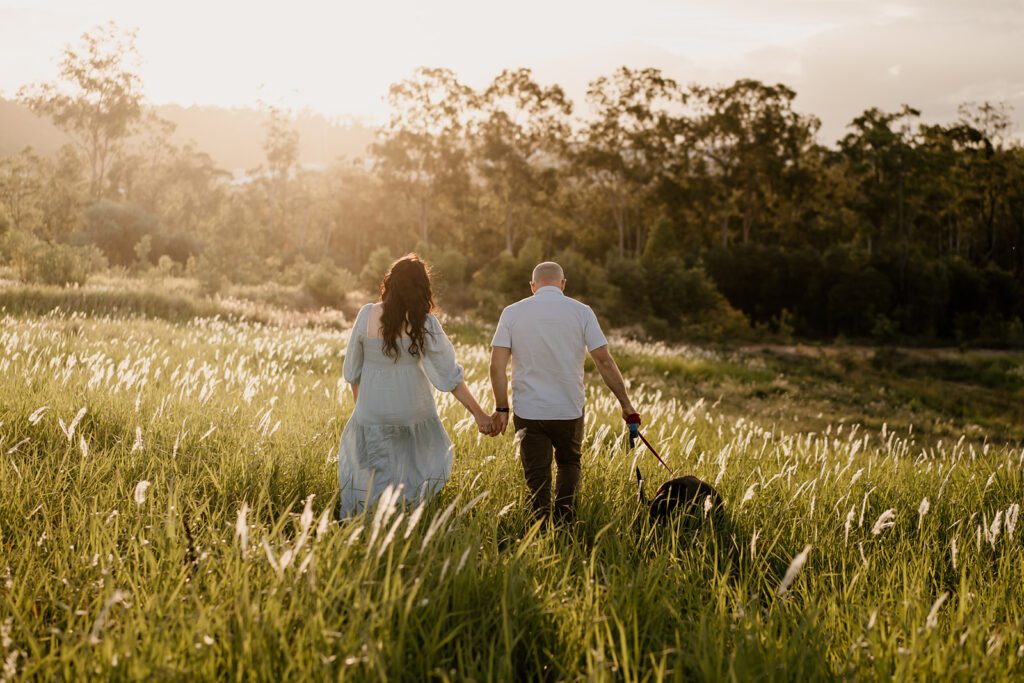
[637,467,722,521]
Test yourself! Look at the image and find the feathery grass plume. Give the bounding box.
[58,406,87,442]
[131,426,143,453]
[421,498,460,552]
[368,485,400,549]
[951,537,958,570]
[404,500,426,540]
[750,528,760,560]
[78,435,89,459]
[844,506,856,546]
[262,539,280,574]
[858,488,875,528]
[777,545,812,597]
[315,508,331,539]
[132,480,151,506]
[235,502,249,554]
[1005,503,1019,541]
[300,495,315,535]
[871,509,896,535]
[987,511,1002,549]
[918,497,930,529]
[345,525,364,547]
[376,512,406,558]
[27,406,48,425]
[740,483,758,507]
[926,592,949,630]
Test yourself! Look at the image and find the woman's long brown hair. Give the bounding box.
[379,254,435,361]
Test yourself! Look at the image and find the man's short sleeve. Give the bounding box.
[584,306,608,351]
[491,308,512,348]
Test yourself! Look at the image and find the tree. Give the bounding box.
[18,22,145,200]
[0,148,45,233]
[691,80,821,247]
[837,105,921,252]
[578,67,681,257]
[371,68,473,246]
[474,69,572,252]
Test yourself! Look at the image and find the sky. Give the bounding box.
[1,0,1022,143]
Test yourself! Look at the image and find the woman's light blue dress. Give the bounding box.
[337,304,464,516]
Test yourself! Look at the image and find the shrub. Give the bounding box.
[194,254,226,296]
[18,241,105,287]
[360,246,394,292]
[79,201,158,267]
[304,261,356,308]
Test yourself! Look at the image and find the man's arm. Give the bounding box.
[489,346,512,434]
[589,345,636,419]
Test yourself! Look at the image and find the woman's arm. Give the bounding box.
[350,383,359,403]
[452,381,494,435]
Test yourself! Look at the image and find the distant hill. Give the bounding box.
[0,98,376,173]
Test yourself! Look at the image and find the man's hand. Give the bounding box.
[491,411,509,435]
[474,411,495,436]
[622,404,637,421]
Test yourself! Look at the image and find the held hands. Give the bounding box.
[473,409,508,437]
[491,410,509,436]
[474,411,497,437]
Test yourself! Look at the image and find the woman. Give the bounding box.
[337,254,493,516]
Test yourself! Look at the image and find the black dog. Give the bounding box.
[636,466,723,521]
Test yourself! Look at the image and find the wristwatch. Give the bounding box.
[495,407,510,413]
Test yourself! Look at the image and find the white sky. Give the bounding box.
[1,0,1022,143]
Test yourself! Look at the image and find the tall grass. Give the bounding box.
[1,312,1022,680]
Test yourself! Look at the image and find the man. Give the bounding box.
[490,261,638,523]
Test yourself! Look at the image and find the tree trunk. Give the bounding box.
[504,207,513,253]
[418,196,429,245]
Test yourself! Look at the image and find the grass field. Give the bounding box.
[2,309,1024,680]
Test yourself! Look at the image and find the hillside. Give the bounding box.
[0,98,376,172]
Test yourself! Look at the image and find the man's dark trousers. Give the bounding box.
[513,413,584,521]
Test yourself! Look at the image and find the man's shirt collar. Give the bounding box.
[534,286,564,297]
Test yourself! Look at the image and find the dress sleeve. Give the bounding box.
[343,304,371,384]
[422,314,465,392]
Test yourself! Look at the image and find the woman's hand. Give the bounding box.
[474,411,495,436]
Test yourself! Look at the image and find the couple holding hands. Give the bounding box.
[338,254,637,523]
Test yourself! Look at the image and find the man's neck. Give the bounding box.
[534,285,563,295]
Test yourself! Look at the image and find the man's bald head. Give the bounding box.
[531,262,565,288]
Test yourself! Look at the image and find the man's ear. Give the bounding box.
[559,279,567,291]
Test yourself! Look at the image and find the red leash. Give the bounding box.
[636,429,675,475]
[627,413,674,475]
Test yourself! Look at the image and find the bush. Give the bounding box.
[79,201,158,267]
[18,241,106,287]
[194,254,226,296]
[360,246,395,292]
[417,243,470,309]
[304,261,356,308]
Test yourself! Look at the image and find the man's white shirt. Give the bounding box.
[491,286,608,420]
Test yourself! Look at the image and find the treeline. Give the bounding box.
[1,24,1023,344]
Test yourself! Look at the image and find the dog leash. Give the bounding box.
[626,414,675,475]
[636,430,675,475]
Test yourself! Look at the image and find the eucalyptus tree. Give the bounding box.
[691,79,821,247]
[18,22,145,201]
[473,68,573,253]
[578,67,682,257]
[371,68,474,247]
